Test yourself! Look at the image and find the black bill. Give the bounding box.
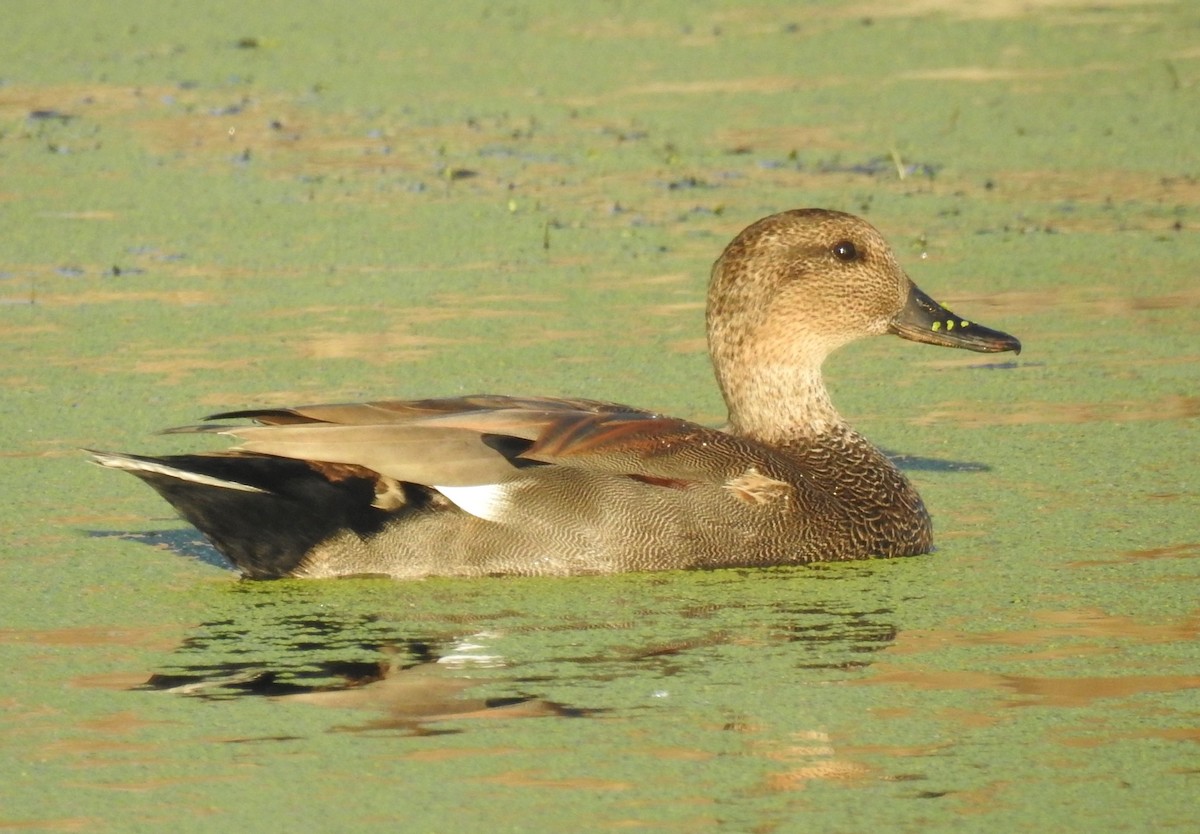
[888,283,1021,354]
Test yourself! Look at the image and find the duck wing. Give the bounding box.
[187,394,779,494]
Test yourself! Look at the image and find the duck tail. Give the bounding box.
[88,450,385,578]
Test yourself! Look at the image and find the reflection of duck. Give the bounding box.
[93,209,1020,579]
[143,630,585,736]
[282,643,579,736]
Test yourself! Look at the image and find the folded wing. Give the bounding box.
[183,394,772,491]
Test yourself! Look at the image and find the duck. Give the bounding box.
[91,209,1021,579]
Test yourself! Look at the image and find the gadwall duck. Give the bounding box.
[93,209,1020,579]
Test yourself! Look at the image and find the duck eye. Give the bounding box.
[832,240,859,262]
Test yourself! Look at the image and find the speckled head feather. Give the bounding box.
[92,209,1021,579]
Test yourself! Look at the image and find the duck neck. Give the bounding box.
[718,360,846,444]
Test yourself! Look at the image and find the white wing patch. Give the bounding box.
[434,483,511,522]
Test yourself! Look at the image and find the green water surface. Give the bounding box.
[2,1,1197,832]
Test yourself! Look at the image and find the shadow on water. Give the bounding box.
[887,452,991,473]
[86,527,235,572]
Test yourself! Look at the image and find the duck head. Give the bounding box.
[706,209,1021,441]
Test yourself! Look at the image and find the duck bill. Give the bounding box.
[888,283,1021,354]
